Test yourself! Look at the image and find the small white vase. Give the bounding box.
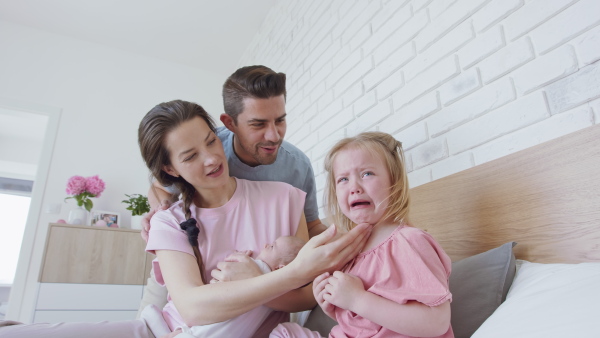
[131,215,144,230]
[68,206,88,225]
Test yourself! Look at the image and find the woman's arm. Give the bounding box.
[324,271,451,337]
[264,212,315,311]
[157,249,308,326]
[159,223,372,327]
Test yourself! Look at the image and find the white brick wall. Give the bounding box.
[238,0,600,216]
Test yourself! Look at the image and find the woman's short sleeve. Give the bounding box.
[145,208,193,257]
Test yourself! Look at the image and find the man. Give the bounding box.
[138,65,327,316]
[145,65,326,237]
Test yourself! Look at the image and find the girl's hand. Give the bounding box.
[210,251,263,282]
[323,271,365,311]
[313,272,336,319]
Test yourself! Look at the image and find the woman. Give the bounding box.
[0,100,370,338]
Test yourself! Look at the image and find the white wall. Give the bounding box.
[0,19,225,321]
[238,0,600,217]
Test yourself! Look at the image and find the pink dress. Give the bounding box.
[146,178,306,337]
[272,225,453,338]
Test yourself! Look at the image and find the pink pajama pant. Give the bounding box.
[270,322,324,338]
[0,320,155,338]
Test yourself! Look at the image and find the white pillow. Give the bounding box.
[471,260,600,338]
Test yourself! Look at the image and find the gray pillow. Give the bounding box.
[450,242,517,338]
[303,304,337,336]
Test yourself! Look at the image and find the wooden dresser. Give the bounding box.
[35,223,153,323]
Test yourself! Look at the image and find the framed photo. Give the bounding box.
[89,210,120,228]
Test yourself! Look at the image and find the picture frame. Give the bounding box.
[89,210,120,228]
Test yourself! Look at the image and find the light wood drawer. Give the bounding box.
[36,283,143,310]
[40,224,150,285]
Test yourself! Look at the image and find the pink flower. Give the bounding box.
[85,175,105,197]
[66,176,87,195]
[64,174,105,211]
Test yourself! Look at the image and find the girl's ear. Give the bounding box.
[163,165,179,177]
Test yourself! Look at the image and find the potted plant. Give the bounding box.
[121,194,150,229]
[64,175,105,225]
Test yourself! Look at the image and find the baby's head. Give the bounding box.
[324,132,410,232]
[256,235,306,271]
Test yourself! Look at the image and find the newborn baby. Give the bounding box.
[252,235,307,272]
[155,235,307,338]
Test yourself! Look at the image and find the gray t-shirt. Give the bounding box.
[217,126,319,222]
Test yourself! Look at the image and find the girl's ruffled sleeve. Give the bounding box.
[369,227,452,307]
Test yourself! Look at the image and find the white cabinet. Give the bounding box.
[34,283,143,323]
[34,224,152,323]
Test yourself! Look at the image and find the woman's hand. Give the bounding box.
[210,251,263,283]
[323,271,365,312]
[288,223,372,280]
[313,272,336,319]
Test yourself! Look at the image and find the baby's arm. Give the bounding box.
[324,271,450,337]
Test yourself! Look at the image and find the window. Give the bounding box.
[0,177,33,285]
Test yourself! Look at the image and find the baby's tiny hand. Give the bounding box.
[235,249,253,257]
[160,328,181,338]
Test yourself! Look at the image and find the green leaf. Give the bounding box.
[84,199,93,212]
[122,193,150,216]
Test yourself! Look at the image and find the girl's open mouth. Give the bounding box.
[351,200,371,208]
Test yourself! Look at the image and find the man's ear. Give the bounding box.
[220,114,236,132]
[162,165,179,178]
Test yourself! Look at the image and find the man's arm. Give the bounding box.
[307,219,328,237]
[148,180,179,210]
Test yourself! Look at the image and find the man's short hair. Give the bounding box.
[222,65,287,122]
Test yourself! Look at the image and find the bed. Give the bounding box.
[305,123,600,337]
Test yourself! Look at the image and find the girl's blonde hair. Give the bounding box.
[324,132,410,232]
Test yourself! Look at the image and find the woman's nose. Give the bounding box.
[204,153,218,165]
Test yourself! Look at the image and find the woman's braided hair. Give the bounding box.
[138,100,215,284]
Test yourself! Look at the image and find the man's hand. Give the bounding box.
[323,271,365,311]
[141,200,172,242]
[313,272,336,319]
[209,251,263,283]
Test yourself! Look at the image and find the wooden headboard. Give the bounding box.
[410,124,600,263]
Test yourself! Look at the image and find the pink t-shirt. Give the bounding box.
[146,178,306,336]
[331,225,454,338]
